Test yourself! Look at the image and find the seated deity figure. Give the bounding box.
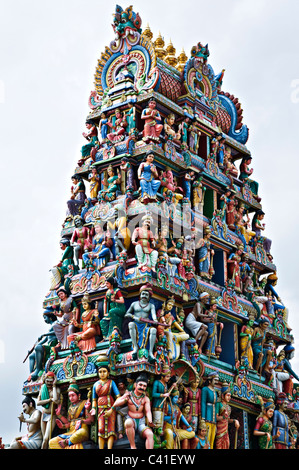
[125,284,158,363]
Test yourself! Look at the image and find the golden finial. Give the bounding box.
[165,39,178,67]
[142,23,153,41]
[177,48,188,72]
[154,32,166,59]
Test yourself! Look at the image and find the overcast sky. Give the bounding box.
[1,0,299,445]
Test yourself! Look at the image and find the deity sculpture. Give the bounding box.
[183,376,201,434]
[197,226,215,280]
[197,419,210,449]
[66,174,86,220]
[90,357,121,449]
[9,396,42,450]
[163,390,196,449]
[125,283,158,362]
[88,166,100,200]
[137,151,161,203]
[100,277,126,340]
[273,393,291,449]
[81,119,99,162]
[202,298,224,360]
[52,288,79,350]
[184,292,210,353]
[239,314,255,370]
[164,113,181,145]
[159,169,184,206]
[215,383,240,449]
[49,379,92,449]
[36,371,61,449]
[105,373,155,449]
[98,165,121,202]
[131,214,158,272]
[274,345,299,399]
[201,371,219,449]
[141,98,163,142]
[70,215,92,270]
[152,365,172,428]
[106,108,128,142]
[253,397,276,449]
[251,318,271,373]
[227,243,244,293]
[67,293,101,352]
[82,221,114,271]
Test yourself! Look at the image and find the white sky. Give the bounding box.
[1,0,299,445]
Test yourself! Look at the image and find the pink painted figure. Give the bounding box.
[107,109,128,142]
[141,98,163,141]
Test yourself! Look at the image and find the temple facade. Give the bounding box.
[15,4,299,450]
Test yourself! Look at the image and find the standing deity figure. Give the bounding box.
[99,112,109,142]
[202,298,224,360]
[239,314,256,370]
[125,284,158,363]
[227,243,244,292]
[215,383,240,449]
[98,165,121,202]
[131,214,158,272]
[183,376,201,434]
[49,379,92,449]
[197,419,210,449]
[152,365,172,428]
[52,288,79,350]
[141,98,163,142]
[182,171,195,201]
[251,318,270,373]
[137,151,161,203]
[272,393,291,449]
[70,215,92,269]
[100,277,126,340]
[90,358,121,449]
[36,371,61,449]
[105,373,155,449]
[9,396,42,450]
[197,226,215,279]
[88,167,100,200]
[201,371,219,449]
[164,391,196,449]
[253,398,277,449]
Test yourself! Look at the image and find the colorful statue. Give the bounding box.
[106,108,128,142]
[105,373,155,449]
[182,171,196,201]
[184,292,210,352]
[36,371,61,449]
[131,214,158,271]
[251,318,271,373]
[202,298,224,360]
[201,371,219,449]
[90,357,121,449]
[52,288,79,350]
[183,376,201,433]
[152,365,172,428]
[159,169,184,206]
[82,221,114,271]
[163,390,196,449]
[66,174,86,219]
[272,393,291,449]
[88,167,100,200]
[253,397,276,449]
[100,277,126,340]
[70,215,92,269]
[125,283,158,362]
[274,345,299,398]
[49,379,92,449]
[197,226,215,279]
[197,419,210,449]
[27,308,58,382]
[164,113,181,145]
[81,119,99,161]
[98,165,121,202]
[227,243,244,292]
[10,396,42,449]
[141,98,163,142]
[215,383,240,449]
[239,314,255,370]
[137,151,161,203]
[67,293,101,352]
